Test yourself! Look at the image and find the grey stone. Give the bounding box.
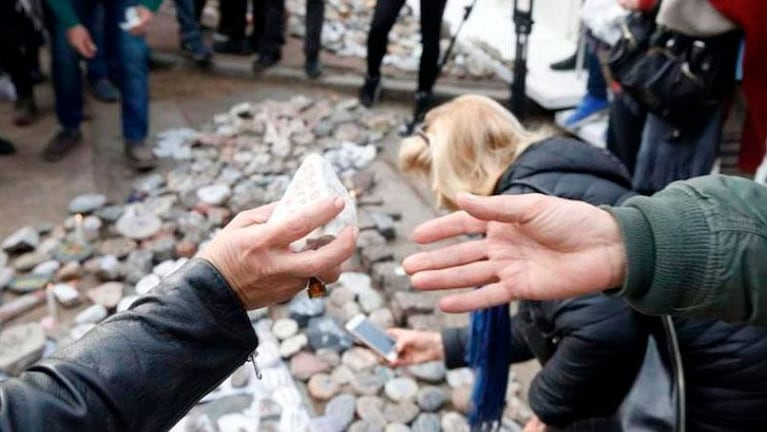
[307,316,353,352]
[272,318,299,340]
[115,206,162,240]
[371,262,411,294]
[69,193,107,214]
[316,348,341,367]
[2,226,40,253]
[361,245,394,270]
[147,237,176,263]
[357,230,387,250]
[289,351,331,381]
[279,333,308,358]
[307,373,339,400]
[451,386,472,415]
[135,274,161,295]
[325,393,356,430]
[328,285,355,307]
[8,274,50,293]
[349,421,385,432]
[370,212,396,240]
[350,371,386,396]
[384,401,420,424]
[358,287,384,314]
[446,368,474,388]
[0,324,46,375]
[258,397,283,420]
[441,412,470,432]
[391,292,440,325]
[75,304,108,324]
[369,308,395,330]
[12,251,48,272]
[32,260,60,276]
[407,315,442,331]
[87,282,124,310]
[121,250,153,284]
[197,184,231,206]
[417,387,446,412]
[384,377,419,402]
[0,267,15,289]
[95,255,121,281]
[312,120,334,137]
[412,413,441,432]
[408,362,447,383]
[95,205,124,223]
[56,261,82,281]
[386,424,412,432]
[229,364,250,388]
[331,364,355,386]
[289,291,326,327]
[356,395,386,428]
[98,238,137,259]
[342,347,378,372]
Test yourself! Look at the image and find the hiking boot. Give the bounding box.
[563,94,610,129]
[90,78,119,103]
[181,39,213,67]
[550,52,577,71]
[0,136,16,155]
[305,55,323,79]
[43,129,82,162]
[252,53,281,73]
[125,140,156,171]
[359,75,382,108]
[13,96,39,126]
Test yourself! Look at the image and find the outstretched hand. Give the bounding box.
[403,193,626,313]
[199,197,358,310]
[386,328,444,366]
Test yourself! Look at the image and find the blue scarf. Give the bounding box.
[467,302,512,431]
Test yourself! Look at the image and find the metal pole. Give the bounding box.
[510,0,534,119]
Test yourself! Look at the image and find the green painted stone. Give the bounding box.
[8,274,51,293]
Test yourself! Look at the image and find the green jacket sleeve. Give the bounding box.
[607,175,767,325]
[45,0,81,29]
[45,0,163,29]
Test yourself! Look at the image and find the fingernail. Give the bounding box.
[352,227,360,236]
[334,196,345,209]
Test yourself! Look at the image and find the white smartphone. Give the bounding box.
[345,314,398,363]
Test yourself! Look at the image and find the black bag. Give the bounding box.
[608,11,658,83]
[616,28,740,128]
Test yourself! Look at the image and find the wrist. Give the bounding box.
[430,332,445,360]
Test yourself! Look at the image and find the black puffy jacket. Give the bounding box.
[442,137,767,431]
[0,259,258,431]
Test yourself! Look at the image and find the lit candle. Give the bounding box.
[46,284,58,324]
[74,214,85,245]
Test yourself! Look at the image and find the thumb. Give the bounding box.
[456,192,550,225]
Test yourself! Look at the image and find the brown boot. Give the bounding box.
[125,140,156,171]
[42,129,82,162]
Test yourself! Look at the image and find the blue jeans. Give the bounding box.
[586,46,607,101]
[50,0,149,141]
[174,0,204,45]
[86,5,119,83]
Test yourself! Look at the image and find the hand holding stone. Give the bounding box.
[403,193,626,313]
[199,198,358,310]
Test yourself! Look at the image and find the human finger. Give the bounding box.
[456,192,550,224]
[411,210,487,244]
[402,240,487,274]
[438,283,514,313]
[229,203,276,228]
[280,226,358,277]
[316,266,342,285]
[264,196,344,246]
[410,261,498,291]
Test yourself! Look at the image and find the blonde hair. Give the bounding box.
[400,94,550,209]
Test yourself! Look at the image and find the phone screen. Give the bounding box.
[349,317,396,358]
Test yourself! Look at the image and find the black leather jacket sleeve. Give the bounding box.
[0,258,258,432]
[528,296,647,427]
[441,316,535,369]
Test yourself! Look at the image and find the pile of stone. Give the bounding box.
[286,0,509,81]
[0,95,529,431]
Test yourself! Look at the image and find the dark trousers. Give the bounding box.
[586,46,607,101]
[48,0,149,140]
[607,92,645,175]
[0,2,35,99]
[366,0,448,92]
[218,0,323,58]
[86,5,119,83]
